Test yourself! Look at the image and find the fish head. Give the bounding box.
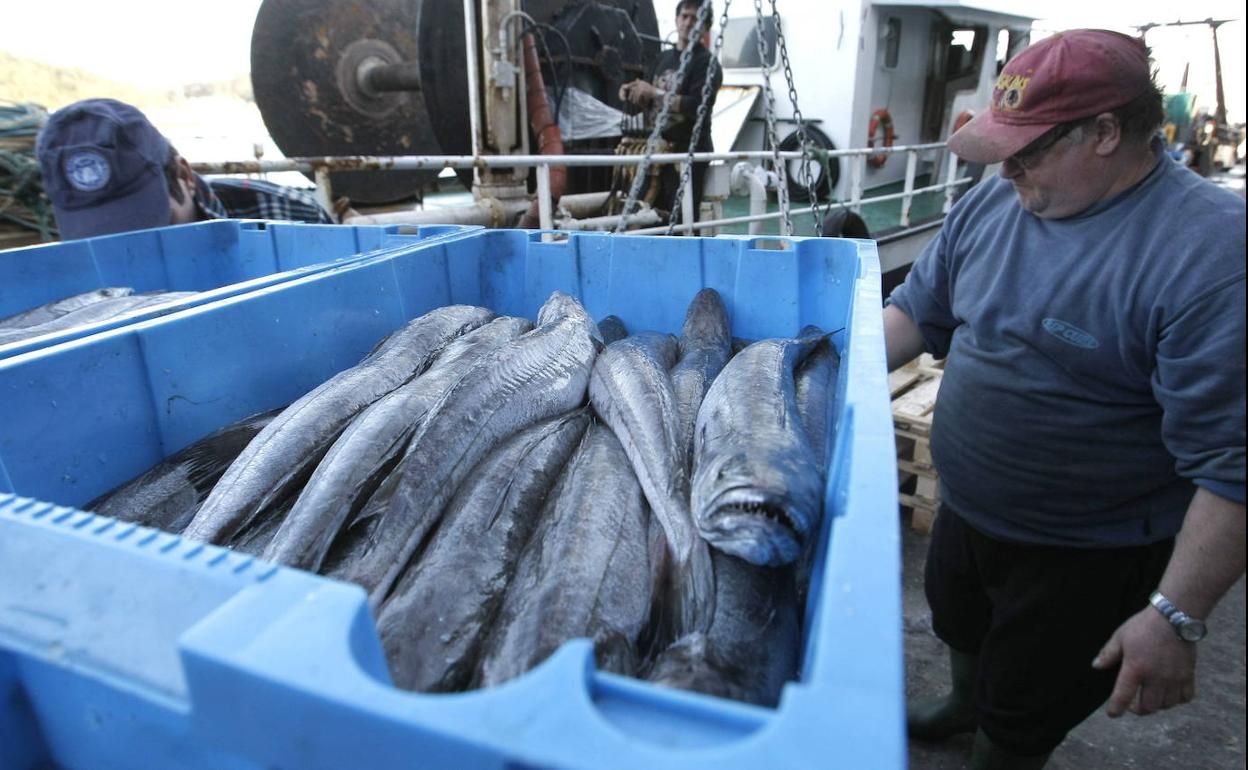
[536,291,602,347]
[693,451,817,567]
[680,289,731,346]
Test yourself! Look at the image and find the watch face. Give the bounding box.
[1179,619,1208,642]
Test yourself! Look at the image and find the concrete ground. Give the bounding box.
[901,510,1247,770]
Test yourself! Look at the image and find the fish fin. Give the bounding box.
[653,539,717,646]
[593,631,639,677]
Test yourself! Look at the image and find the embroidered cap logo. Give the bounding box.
[63,151,112,192]
[994,74,1030,113]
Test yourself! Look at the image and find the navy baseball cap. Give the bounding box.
[36,99,174,240]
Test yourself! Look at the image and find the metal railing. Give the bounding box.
[192,141,973,234]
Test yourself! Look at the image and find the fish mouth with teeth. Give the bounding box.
[698,487,808,567]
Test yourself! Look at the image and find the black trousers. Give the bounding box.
[925,506,1174,755]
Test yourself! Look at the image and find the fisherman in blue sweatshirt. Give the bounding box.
[886,29,1246,769]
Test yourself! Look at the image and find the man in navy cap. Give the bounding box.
[37,98,334,240]
[886,29,1245,768]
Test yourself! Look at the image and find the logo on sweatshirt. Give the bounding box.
[1042,318,1100,349]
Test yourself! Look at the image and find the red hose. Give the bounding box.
[518,32,566,229]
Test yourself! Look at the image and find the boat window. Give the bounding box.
[883,17,902,69]
[946,28,980,80]
[919,23,988,140]
[720,16,778,69]
[996,28,1031,74]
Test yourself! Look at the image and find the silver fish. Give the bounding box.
[262,316,533,572]
[671,289,732,469]
[341,291,600,606]
[793,326,840,605]
[475,422,656,687]
[227,493,297,557]
[589,331,715,636]
[692,336,824,566]
[0,287,134,330]
[0,293,184,346]
[795,325,841,471]
[182,305,495,545]
[376,410,590,692]
[86,408,281,534]
[646,552,800,707]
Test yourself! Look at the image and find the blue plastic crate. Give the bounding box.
[0,219,476,359]
[0,229,903,770]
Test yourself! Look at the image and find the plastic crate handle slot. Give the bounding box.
[527,230,572,244]
[179,573,774,763]
[747,237,794,252]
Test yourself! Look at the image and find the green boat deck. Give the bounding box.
[716,175,950,237]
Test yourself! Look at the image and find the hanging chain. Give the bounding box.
[616,0,717,233]
[769,0,824,236]
[753,0,791,235]
[665,0,733,235]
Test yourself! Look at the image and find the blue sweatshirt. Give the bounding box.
[888,142,1246,547]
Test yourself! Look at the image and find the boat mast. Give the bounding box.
[1136,17,1235,125]
[1210,20,1227,127]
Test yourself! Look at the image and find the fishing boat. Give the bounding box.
[182,0,1038,291]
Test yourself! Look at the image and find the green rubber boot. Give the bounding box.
[969,728,1052,770]
[907,647,978,741]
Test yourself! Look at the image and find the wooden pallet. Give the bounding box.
[892,355,943,533]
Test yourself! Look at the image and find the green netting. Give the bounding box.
[0,101,58,241]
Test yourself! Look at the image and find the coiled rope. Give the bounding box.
[0,101,57,241]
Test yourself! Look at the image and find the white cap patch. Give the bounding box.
[64,150,111,192]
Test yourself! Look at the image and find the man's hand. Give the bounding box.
[619,79,660,108]
[1092,606,1196,717]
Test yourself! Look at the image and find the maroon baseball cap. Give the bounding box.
[948,29,1152,164]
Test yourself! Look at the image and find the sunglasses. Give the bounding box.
[1008,119,1094,170]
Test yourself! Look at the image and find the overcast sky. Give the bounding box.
[3,0,1243,120]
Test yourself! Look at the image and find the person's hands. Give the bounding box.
[1092,606,1197,717]
[619,79,660,108]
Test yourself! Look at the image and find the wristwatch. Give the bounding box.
[1149,591,1208,642]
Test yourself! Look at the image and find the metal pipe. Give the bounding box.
[313,167,335,221]
[360,62,423,93]
[343,177,970,232]
[536,165,553,230]
[631,179,972,235]
[731,162,772,235]
[557,191,611,218]
[900,150,918,227]
[855,179,971,207]
[944,149,961,213]
[517,32,566,229]
[191,145,948,175]
[850,155,864,214]
[558,209,663,231]
[629,210,783,235]
[463,0,484,185]
[680,162,695,229]
[344,198,530,226]
[497,10,538,56]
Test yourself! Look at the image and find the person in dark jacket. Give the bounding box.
[618,0,721,230]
